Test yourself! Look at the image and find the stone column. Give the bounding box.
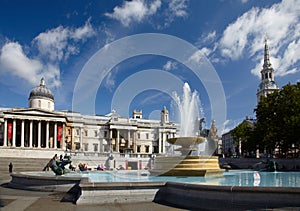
[133,131,137,153]
[109,130,113,152]
[29,121,33,148]
[54,122,57,149]
[21,120,25,147]
[38,121,41,148]
[158,130,162,154]
[62,124,66,150]
[79,127,83,151]
[127,130,131,148]
[162,132,166,154]
[12,119,16,147]
[80,128,83,151]
[3,119,7,146]
[46,121,49,148]
[116,130,120,153]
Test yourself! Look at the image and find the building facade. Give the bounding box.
[0,78,177,158]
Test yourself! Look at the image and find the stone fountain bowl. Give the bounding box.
[167,136,206,147]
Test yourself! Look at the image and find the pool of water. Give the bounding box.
[62,170,300,187]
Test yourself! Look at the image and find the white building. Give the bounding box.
[0,78,177,159]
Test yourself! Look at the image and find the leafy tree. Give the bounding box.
[231,119,256,156]
[254,83,300,157]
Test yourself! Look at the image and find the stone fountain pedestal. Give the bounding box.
[151,137,224,176]
[151,155,223,176]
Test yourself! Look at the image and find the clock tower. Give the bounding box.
[257,37,279,103]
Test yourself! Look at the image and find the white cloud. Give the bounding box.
[161,0,188,28]
[105,0,189,28]
[163,60,177,71]
[218,0,300,78]
[221,118,244,134]
[105,0,161,27]
[0,20,94,89]
[34,20,95,61]
[168,0,188,18]
[0,42,60,87]
[72,19,95,41]
[188,49,210,63]
[104,69,118,91]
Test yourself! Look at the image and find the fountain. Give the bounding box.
[151,83,223,176]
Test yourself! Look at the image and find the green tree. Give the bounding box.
[254,83,300,157]
[231,119,256,156]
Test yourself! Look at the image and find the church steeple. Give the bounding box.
[263,36,272,69]
[257,36,279,103]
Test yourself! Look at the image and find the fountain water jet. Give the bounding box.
[151,83,223,176]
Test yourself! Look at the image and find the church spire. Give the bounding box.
[263,36,272,69]
[257,36,279,104]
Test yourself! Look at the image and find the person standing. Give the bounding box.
[9,162,13,173]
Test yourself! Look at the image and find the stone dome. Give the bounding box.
[29,78,54,101]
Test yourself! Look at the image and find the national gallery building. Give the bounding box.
[0,78,177,158]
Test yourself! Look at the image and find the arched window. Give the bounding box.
[38,100,41,108]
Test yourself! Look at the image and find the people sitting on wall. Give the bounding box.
[96,164,104,171]
[78,163,91,171]
[117,165,125,170]
[78,163,86,171]
[69,163,76,171]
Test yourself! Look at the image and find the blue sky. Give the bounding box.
[0,0,300,134]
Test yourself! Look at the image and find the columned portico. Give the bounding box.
[29,120,33,148]
[46,121,49,148]
[3,119,7,147]
[38,121,41,148]
[116,130,120,153]
[0,109,66,150]
[21,120,24,147]
[54,122,57,148]
[12,119,16,147]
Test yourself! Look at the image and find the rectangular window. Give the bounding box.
[94,130,98,137]
[146,133,149,139]
[93,144,98,152]
[137,145,141,153]
[104,131,108,138]
[84,130,88,136]
[84,143,88,151]
[137,133,140,139]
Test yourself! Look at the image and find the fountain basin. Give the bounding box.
[167,136,205,146]
[8,170,300,209]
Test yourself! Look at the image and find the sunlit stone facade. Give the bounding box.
[0,79,177,157]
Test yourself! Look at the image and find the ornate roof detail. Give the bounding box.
[29,78,54,101]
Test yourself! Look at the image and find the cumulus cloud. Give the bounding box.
[34,19,95,62]
[105,0,188,28]
[218,0,300,78]
[105,0,161,27]
[168,0,188,18]
[0,42,43,85]
[0,20,95,88]
[163,60,178,71]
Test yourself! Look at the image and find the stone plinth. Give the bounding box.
[151,156,224,176]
